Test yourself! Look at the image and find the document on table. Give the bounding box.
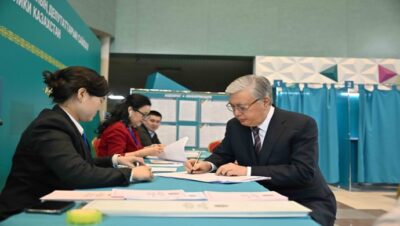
[83,200,311,217]
[110,189,206,200]
[181,192,207,200]
[41,190,122,201]
[204,191,288,201]
[147,162,183,167]
[158,137,188,162]
[155,172,271,184]
[111,189,185,200]
[151,167,178,172]
[184,150,202,159]
[149,159,182,164]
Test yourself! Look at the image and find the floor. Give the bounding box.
[332,185,398,226]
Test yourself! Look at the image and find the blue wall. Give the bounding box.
[105,0,400,58]
[68,0,117,36]
[0,0,101,189]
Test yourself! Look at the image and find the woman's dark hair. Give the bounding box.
[43,66,109,103]
[97,94,151,135]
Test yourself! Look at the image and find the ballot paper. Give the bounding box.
[83,200,311,217]
[149,159,183,165]
[181,192,207,200]
[204,191,288,201]
[151,167,178,172]
[155,172,270,184]
[111,189,185,200]
[110,189,206,201]
[158,137,189,162]
[41,190,122,201]
[147,162,183,167]
[184,151,202,159]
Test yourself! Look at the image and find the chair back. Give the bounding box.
[92,137,101,156]
[208,140,221,153]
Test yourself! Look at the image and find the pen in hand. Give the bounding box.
[190,152,202,174]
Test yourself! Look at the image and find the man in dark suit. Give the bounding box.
[185,75,336,226]
[137,110,162,146]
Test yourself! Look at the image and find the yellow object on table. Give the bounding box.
[66,209,102,224]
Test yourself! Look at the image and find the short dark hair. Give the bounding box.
[148,110,162,119]
[97,94,151,135]
[43,66,109,104]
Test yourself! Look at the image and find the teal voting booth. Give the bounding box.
[133,72,232,150]
[131,88,231,150]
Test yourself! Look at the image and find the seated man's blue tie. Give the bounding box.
[81,132,91,151]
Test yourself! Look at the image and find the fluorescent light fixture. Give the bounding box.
[108,95,125,100]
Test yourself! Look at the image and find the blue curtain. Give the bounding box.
[357,85,400,183]
[275,84,339,183]
[275,84,302,112]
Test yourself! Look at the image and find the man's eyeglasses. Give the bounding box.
[226,98,260,113]
[134,109,149,117]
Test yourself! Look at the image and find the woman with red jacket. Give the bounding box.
[96,94,164,157]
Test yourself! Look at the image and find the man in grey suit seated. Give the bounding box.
[138,110,162,146]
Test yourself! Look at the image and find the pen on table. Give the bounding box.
[190,152,202,174]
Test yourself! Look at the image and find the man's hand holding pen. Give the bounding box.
[184,154,212,174]
[190,152,202,174]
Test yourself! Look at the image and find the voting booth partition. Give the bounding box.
[273,81,400,186]
[130,88,231,150]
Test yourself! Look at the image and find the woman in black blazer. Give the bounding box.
[0,66,153,221]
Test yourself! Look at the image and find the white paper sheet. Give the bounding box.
[83,200,311,217]
[179,100,197,121]
[185,150,202,159]
[155,172,270,184]
[204,191,288,201]
[111,189,185,200]
[41,190,122,201]
[147,163,183,167]
[158,137,189,162]
[151,167,178,172]
[156,125,177,145]
[180,192,207,200]
[149,159,183,165]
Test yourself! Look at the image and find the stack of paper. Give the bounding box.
[111,189,206,200]
[204,191,288,201]
[157,137,189,162]
[83,200,311,217]
[150,167,178,172]
[111,189,185,200]
[41,189,207,201]
[156,172,270,184]
[148,160,183,166]
[184,151,202,159]
[41,190,122,201]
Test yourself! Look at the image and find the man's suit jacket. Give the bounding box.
[137,125,161,147]
[206,107,336,226]
[0,106,131,220]
[97,121,143,157]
